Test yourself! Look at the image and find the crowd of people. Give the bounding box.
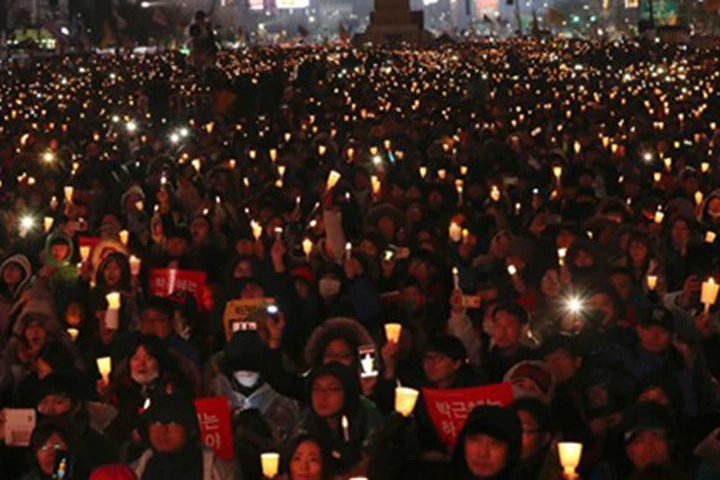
[0,34,720,480]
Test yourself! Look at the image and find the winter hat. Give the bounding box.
[142,394,200,443]
[221,330,265,373]
[504,361,555,403]
[424,334,468,362]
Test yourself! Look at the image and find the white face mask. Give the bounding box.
[318,278,341,299]
[131,370,159,386]
[233,371,260,388]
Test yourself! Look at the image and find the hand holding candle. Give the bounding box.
[96,357,111,384]
[129,255,141,277]
[105,292,121,330]
[558,442,583,478]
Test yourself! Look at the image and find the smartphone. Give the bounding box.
[53,451,74,480]
[461,295,482,309]
[266,304,279,317]
[358,345,378,378]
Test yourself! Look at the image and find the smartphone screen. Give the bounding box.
[232,321,257,333]
[358,345,378,378]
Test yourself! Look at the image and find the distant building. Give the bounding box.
[6,0,70,28]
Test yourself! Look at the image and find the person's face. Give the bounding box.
[573,249,594,268]
[140,308,173,339]
[408,260,430,283]
[289,440,324,480]
[50,244,71,263]
[671,220,690,247]
[24,321,48,351]
[166,237,189,258]
[191,217,210,246]
[518,410,547,461]
[235,239,254,256]
[543,349,581,384]
[358,239,378,259]
[3,262,24,287]
[423,352,461,385]
[609,274,632,301]
[540,269,561,298]
[637,325,671,354]
[629,240,648,264]
[149,422,188,453]
[492,311,522,349]
[38,394,75,417]
[130,345,160,378]
[65,303,84,327]
[464,434,509,477]
[625,430,670,471]
[377,216,396,240]
[311,375,345,418]
[322,339,354,366]
[637,387,671,407]
[587,293,616,328]
[241,282,265,299]
[233,259,254,279]
[102,260,122,287]
[36,432,68,475]
[294,279,311,300]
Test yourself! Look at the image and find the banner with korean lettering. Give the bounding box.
[148,269,206,309]
[423,382,514,449]
[194,397,234,460]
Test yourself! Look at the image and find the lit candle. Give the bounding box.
[371,175,382,198]
[251,220,263,241]
[490,185,501,202]
[80,246,91,262]
[50,196,58,211]
[96,357,112,383]
[302,238,313,261]
[119,230,129,246]
[448,222,462,243]
[419,166,427,179]
[129,255,142,276]
[646,275,658,291]
[695,191,704,206]
[701,277,719,312]
[345,242,352,260]
[228,159,236,170]
[706,231,716,244]
[105,292,121,329]
[341,415,350,442]
[64,186,74,204]
[462,228,469,245]
[67,328,79,342]
[43,217,53,233]
[437,169,447,181]
[260,453,279,479]
[558,248,567,267]
[558,442,583,478]
[191,158,202,173]
[384,323,402,343]
[664,157,672,170]
[701,162,710,173]
[452,266,460,290]
[269,148,277,162]
[552,165,563,182]
[653,172,662,183]
[317,144,327,156]
[654,208,665,224]
[394,387,420,417]
[326,170,341,191]
[455,179,464,205]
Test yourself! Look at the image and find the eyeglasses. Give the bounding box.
[39,443,64,452]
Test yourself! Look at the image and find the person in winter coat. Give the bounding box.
[292,362,384,477]
[206,329,299,443]
[509,398,558,480]
[21,418,94,480]
[0,254,52,333]
[132,394,239,480]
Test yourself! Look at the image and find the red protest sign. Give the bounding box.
[78,236,101,248]
[194,397,234,461]
[423,382,514,449]
[148,269,206,308]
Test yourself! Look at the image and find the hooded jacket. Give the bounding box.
[43,231,79,292]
